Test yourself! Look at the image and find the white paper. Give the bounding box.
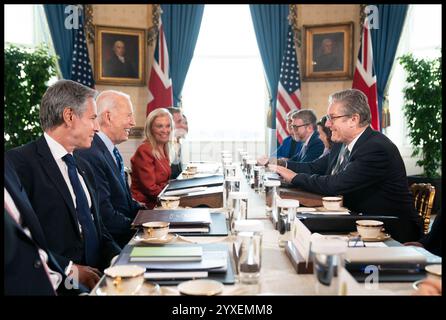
[364,242,388,248]
[163,187,208,196]
[291,219,312,263]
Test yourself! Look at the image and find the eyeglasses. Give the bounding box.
[326,114,351,121]
[291,123,310,130]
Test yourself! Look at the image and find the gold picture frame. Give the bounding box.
[302,22,354,81]
[94,25,146,86]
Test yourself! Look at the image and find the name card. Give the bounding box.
[291,219,312,263]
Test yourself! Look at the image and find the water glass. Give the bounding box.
[277,199,299,248]
[264,180,281,218]
[236,230,263,284]
[246,159,257,183]
[223,164,237,179]
[223,176,241,210]
[253,165,265,192]
[311,237,348,295]
[228,191,248,233]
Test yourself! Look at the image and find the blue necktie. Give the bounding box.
[62,154,99,266]
[113,147,126,185]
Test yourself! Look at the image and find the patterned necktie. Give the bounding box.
[113,147,126,185]
[338,148,351,172]
[298,144,307,161]
[331,144,348,175]
[62,154,99,266]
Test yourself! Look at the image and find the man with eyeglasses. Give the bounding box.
[287,109,324,163]
[269,89,423,242]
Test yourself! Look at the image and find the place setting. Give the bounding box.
[133,221,179,245]
[348,220,391,242]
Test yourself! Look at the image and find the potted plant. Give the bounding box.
[398,53,442,214]
[4,44,58,151]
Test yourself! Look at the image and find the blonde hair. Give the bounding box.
[143,108,175,161]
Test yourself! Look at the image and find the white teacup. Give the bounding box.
[159,196,180,209]
[103,265,145,295]
[322,196,343,210]
[143,221,170,239]
[356,220,384,239]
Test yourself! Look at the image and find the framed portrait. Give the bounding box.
[302,22,354,81]
[94,25,146,86]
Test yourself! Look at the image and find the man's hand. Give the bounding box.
[72,264,102,290]
[257,156,269,166]
[268,164,297,183]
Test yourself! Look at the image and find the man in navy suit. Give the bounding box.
[4,158,88,295]
[271,89,422,242]
[6,80,121,291]
[288,109,324,162]
[76,90,144,247]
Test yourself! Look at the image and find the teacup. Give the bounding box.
[143,221,170,239]
[425,264,442,280]
[322,196,343,210]
[159,196,180,209]
[104,265,145,295]
[186,165,198,174]
[356,220,384,239]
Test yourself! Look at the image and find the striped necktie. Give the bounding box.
[113,147,126,184]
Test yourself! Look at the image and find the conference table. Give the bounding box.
[91,162,417,296]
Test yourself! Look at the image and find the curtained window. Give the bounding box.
[181,5,268,142]
[5,4,61,81]
[385,4,441,175]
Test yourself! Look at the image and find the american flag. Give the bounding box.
[146,18,173,116]
[70,14,94,88]
[276,25,301,144]
[352,16,379,131]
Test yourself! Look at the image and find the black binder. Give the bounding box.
[165,175,224,191]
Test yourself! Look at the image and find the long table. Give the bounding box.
[90,163,417,296]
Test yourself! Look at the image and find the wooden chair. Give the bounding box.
[410,183,436,234]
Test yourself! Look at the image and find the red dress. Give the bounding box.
[130,142,171,209]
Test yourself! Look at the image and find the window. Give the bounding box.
[385,5,441,175]
[181,5,267,142]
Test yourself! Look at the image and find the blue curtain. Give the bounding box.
[161,4,205,107]
[43,5,75,79]
[249,5,289,129]
[370,4,408,126]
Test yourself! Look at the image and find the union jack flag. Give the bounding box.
[146,18,173,116]
[352,16,379,131]
[276,25,301,144]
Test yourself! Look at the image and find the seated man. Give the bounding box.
[6,80,121,291]
[404,211,441,256]
[76,90,144,248]
[288,109,324,162]
[4,158,89,295]
[275,110,303,160]
[270,89,423,242]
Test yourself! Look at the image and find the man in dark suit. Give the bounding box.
[270,89,422,242]
[103,40,137,78]
[4,158,89,295]
[288,109,324,163]
[76,90,143,247]
[6,80,121,291]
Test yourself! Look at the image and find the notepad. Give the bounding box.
[130,246,203,262]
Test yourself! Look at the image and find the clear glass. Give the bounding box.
[264,185,279,218]
[223,177,240,210]
[229,194,248,233]
[223,164,237,179]
[277,200,299,248]
[253,166,265,192]
[236,231,262,284]
[311,238,347,295]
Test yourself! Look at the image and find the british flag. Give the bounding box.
[352,16,379,131]
[146,18,173,116]
[276,25,301,144]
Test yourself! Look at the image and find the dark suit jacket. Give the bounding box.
[275,136,303,159]
[288,127,422,242]
[103,53,137,78]
[289,131,324,162]
[75,134,140,247]
[6,136,121,271]
[4,159,88,295]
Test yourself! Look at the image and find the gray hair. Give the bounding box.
[39,79,98,131]
[286,109,298,120]
[294,109,318,130]
[143,108,174,161]
[329,89,371,127]
[96,90,131,123]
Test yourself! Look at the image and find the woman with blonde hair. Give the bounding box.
[131,108,174,209]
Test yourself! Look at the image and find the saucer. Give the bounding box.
[425,264,442,277]
[177,279,224,296]
[348,231,391,242]
[134,233,178,244]
[412,279,425,291]
[296,207,317,213]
